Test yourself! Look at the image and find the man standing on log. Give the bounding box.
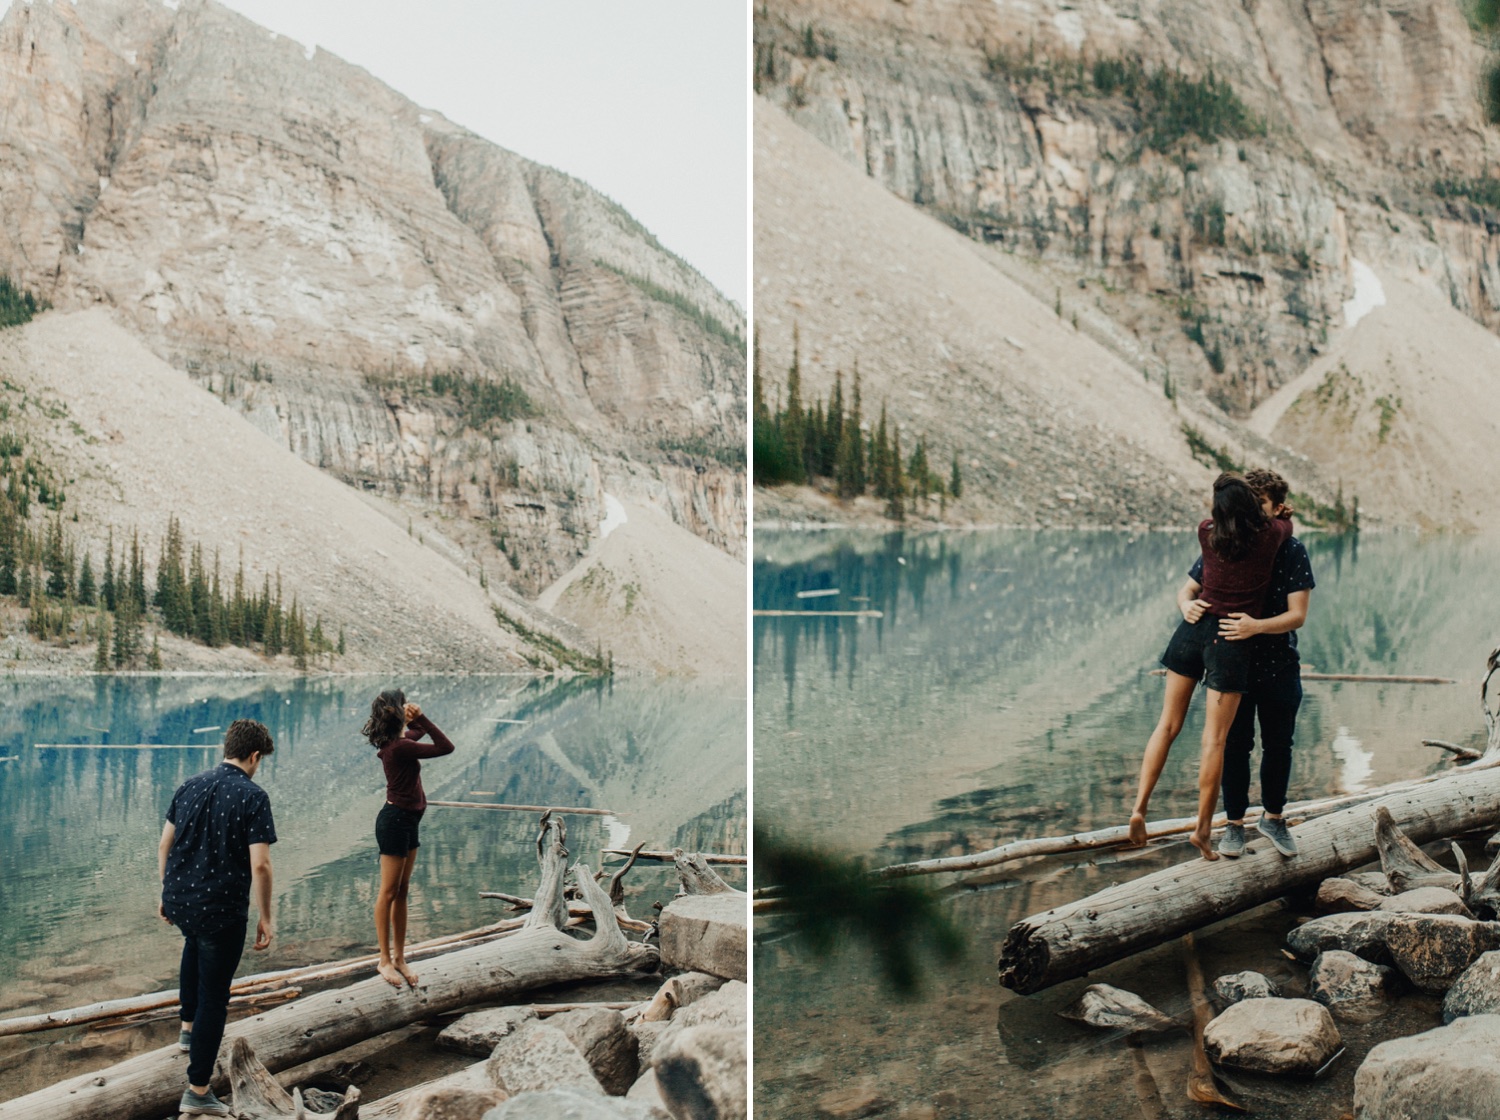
[1179,468,1315,859]
[158,719,278,1117]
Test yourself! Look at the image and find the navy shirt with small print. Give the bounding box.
[162,763,277,933]
[1190,535,1316,673]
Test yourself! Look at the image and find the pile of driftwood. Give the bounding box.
[0,815,720,1120]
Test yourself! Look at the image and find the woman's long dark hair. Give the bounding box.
[363,688,406,748]
[1207,473,1268,561]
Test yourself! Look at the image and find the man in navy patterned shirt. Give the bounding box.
[1178,468,1316,859]
[158,719,277,1117]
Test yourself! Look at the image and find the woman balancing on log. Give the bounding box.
[1127,473,1293,860]
[364,688,454,987]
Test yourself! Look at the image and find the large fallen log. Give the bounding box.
[0,912,570,1038]
[868,756,1500,883]
[0,815,658,1120]
[998,764,1500,995]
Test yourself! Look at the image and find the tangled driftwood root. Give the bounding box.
[228,1037,358,1119]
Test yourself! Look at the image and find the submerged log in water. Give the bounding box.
[0,815,658,1120]
[998,765,1500,994]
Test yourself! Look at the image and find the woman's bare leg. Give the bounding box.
[1129,671,1198,845]
[375,853,408,987]
[1191,689,1243,860]
[392,850,419,987]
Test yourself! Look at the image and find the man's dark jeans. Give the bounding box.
[178,920,247,1086]
[1222,662,1302,821]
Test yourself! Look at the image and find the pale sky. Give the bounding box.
[6,0,750,307]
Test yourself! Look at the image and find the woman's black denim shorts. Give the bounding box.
[1160,613,1251,695]
[375,803,423,857]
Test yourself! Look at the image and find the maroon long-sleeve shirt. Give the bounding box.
[1196,516,1294,617]
[377,713,454,812]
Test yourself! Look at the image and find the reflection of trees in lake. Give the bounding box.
[755,529,1192,725]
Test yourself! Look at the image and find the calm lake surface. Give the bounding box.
[0,674,744,1100]
[754,528,1499,1120]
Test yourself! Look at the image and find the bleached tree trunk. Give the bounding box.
[999,766,1500,994]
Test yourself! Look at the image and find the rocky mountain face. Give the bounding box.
[0,0,745,602]
[755,0,1500,418]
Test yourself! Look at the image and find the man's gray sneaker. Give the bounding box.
[1257,816,1298,857]
[179,1088,229,1117]
[178,1029,192,1052]
[1218,822,1247,858]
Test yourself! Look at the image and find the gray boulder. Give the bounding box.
[658,895,747,982]
[1287,911,1399,964]
[1354,1014,1500,1120]
[438,1007,539,1057]
[1058,984,1179,1032]
[1385,915,1500,991]
[1212,971,1279,1007]
[1443,950,1500,1022]
[483,1088,668,1120]
[1202,998,1341,1076]
[1377,887,1472,916]
[1307,950,1392,1022]
[396,1086,509,1120]
[654,1026,747,1120]
[551,1007,639,1097]
[626,1068,668,1112]
[486,1020,603,1096]
[1344,871,1396,895]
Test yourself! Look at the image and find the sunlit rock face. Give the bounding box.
[0,0,745,591]
[755,0,1500,416]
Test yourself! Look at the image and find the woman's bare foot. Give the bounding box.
[1189,828,1219,861]
[1127,813,1148,847]
[395,960,419,987]
[377,962,404,988]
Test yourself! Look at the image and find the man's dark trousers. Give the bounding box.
[178,919,246,1086]
[1222,663,1302,820]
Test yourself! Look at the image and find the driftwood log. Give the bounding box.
[674,849,744,896]
[0,815,658,1120]
[998,765,1500,994]
[0,914,567,1038]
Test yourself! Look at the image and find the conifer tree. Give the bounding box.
[950,453,963,499]
[823,371,844,477]
[0,513,18,597]
[782,326,806,484]
[44,517,67,598]
[888,426,907,521]
[871,404,892,500]
[147,633,162,671]
[101,528,116,612]
[337,625,346,656]
[908,438,930,503]
[76,552,95,606]
[129,530,146,611]
[93,613,110,672]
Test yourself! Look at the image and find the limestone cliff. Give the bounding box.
[755,0,1500,527]
[0,0,745,611]
[755,0,1500,406]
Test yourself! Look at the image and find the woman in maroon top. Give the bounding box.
[363,688,454,987]
[1128,474,1293,860]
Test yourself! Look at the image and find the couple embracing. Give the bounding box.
[1129,468,1317,861]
